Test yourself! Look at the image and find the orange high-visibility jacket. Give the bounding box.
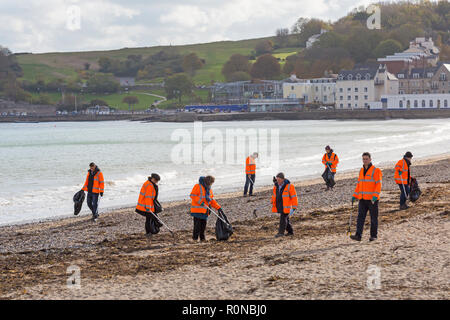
[322,152,339,173]
[353,165,382,201]
[190,183,221,216]
[246,156,256,175]
[136,180,156,213]
[82,170,104,194]
[394,159,409,185]
[271,183,298,214]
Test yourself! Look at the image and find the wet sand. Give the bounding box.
[0,155,449,299]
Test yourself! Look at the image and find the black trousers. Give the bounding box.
[356,200,378,238]
[86,192,99,217]
[279,212,293,235]
[193,217,207,240]
[244,174,256,195]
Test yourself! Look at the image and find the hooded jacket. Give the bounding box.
[190,177,221,220]
[82,167,104,194]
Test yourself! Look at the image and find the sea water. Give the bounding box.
[0,119,449,226]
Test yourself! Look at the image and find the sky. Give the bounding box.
[0,0,377,53]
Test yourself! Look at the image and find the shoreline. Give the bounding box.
[3,152,450,229]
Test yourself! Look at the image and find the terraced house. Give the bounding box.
[335,65,399,109]
[396,63,450,95]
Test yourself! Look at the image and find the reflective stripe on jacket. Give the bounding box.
[271,183,298,214]
[394,159,409,185]
[353,165,382,201]
[246,156,256,175]
[322,153,339,173]
[136,180,156,213]
[190,183,221,216]
[82,170,104,194]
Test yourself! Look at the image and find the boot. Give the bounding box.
[350,234,361,241]
[400,204,409,210]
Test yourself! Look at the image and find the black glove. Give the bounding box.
[100,192,104,197]
[273,176,277,184]
[218,208,224,215]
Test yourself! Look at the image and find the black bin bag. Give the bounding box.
[215,211,233,241]
[409,177,421,202]
[322,167,336,188]
[73,190,85,216]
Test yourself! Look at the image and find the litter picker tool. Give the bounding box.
[148,209,176,238]
[203,204,232,228]
[348,199,354,236]
[401,183,409,203]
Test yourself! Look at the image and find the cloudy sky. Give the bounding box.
[0,0,375,53]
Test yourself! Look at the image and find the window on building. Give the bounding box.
[364,95,368,100]
[399,100,403,108]
[444,100,448,108]
[339,88,343,93]
[347,96,351,100]
[407,100,410,108]
[422,100,426,107]
[430,100,433,107]
[355,96,358,100]
[397,74,404,79]
[347,88,351,92]
[356,74,361,80]
[414,100,418,108]
[348,74,353,80]
[340,96,343,100]
[365,74,371,80]
[440,73,447,81]
[364,87,368,92]
[340,103,343,108]
[355,87,358,92]
[348,103,351,108]
[413,73,419,79]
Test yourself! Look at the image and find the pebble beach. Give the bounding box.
[0,154,449,299]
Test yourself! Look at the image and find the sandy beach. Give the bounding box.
[0,154,449,300]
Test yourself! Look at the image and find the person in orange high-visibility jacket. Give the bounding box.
[272,172,298,238]
[350,152,382,242]
[394,151,413,210]
[244,152,258,197]
[135,173,161,237]
[81,162,104,221]
[190,176,223,242]
[322,145,339,190]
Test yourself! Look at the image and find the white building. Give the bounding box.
[336,65,399,109]
[381,93,450,110]
[283,75,336,105]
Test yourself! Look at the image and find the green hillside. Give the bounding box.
[16,36,301,85]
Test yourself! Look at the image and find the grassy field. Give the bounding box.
[28,90,160,110]
[16,36,302,85]
[27,88,209,110]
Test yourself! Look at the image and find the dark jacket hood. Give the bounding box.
[88,166,100,175]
